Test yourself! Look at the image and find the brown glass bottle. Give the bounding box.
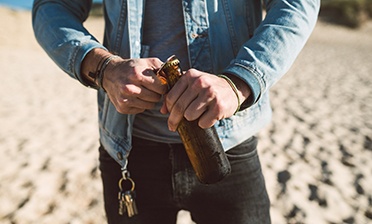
[157,56,231,184]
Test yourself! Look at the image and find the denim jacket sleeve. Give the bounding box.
[32,0,107,87]
[223,0,320,109]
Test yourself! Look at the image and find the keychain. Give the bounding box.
[118,171,138,217]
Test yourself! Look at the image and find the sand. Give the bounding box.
[0,6,371,224]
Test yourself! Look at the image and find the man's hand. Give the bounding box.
[81,49,167,114]
[103,57,168,114]
[160,68,250,131]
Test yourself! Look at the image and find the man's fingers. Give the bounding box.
[113,94,157,114]
[165,78,187,112]
[141,57,167,94]
[183,98,207,122]
[160,95,169,114]
[197,106,221,129]
[166,82,199,131]
[140,69,168,95]
[120,83,162,103]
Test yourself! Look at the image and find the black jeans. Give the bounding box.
[99,136,271,224]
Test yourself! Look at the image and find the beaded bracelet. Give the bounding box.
[217,74,241,114]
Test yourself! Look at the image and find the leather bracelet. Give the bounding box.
[217,74,241,114]
[96,55,119,91]
[88,55,110,89]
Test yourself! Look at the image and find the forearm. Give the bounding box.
[32,0,106,86]
[80,48,114,87]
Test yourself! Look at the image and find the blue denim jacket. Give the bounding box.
[32,0,320,168]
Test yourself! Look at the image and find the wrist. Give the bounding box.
[81,48,113,89]
[222,74,251,110]
[217,74,241,114]
[96,55,121,91]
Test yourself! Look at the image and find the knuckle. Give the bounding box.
[167,116,180,130]
[116,106,127,114]
[168,119,177,128]
[213,104,226,120]
[165,94,174,109]
[125,59,136,67]
[129,70,142,81]
[198,119,214,129]
[193,76,204,88]
[150,57,162,66]
[188,68,198,73]
[121,85,137,95]
[205,88,216,99]
[116,102,129,114]
[213,109,223,119]
[184,111,195,121]
[213,102,224,114]
[172,102,185,114]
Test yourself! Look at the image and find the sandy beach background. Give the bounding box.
[0,6,371,224]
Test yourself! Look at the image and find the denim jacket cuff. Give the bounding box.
[73,41,108,88]
[223,62,263,110]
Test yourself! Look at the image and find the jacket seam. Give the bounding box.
[113,1,127,55]
[221,0,238,56]
[70,43,80,81]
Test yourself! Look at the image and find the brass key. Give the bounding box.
[123,190,138,217]
[118,191,126,216]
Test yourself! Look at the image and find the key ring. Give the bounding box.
[118,177,135,192]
